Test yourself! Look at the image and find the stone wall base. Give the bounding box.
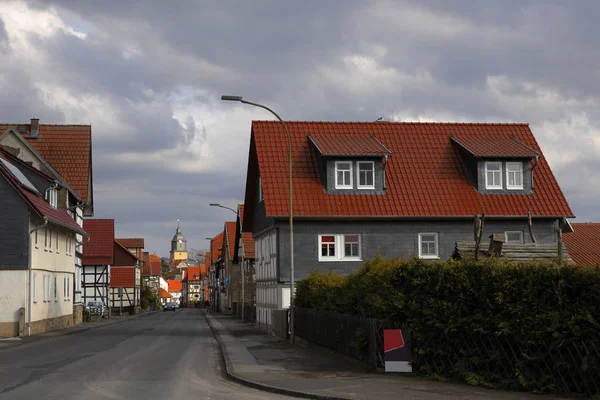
[73,304,84,326]
[30,313,73,335]
[0,322,18,338]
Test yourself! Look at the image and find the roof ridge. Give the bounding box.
[252,120,530,126]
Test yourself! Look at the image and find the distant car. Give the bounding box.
[174,302,180,310]
[164,302,177,311]
[86,301,107,317]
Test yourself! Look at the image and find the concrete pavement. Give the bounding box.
[205,312,569,400]
[0,309,294,400]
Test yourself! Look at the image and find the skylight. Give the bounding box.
[0,158,40,195]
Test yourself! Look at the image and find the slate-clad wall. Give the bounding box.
[274,218,558,282]
[0,176,29,270]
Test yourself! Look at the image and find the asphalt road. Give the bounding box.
[0,309,294,400]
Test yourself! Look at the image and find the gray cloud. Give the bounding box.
[1,0,599,255]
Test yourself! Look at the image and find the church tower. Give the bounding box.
[170,219,188,261]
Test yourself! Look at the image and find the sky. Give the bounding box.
[0,0,598,257]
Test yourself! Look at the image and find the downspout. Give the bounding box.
[531,156,540,190]
[28,216,49,336]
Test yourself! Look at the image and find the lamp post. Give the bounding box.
[209,203,245,320]
[221,95,295,345]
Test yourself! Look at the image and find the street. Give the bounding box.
[0,309,293,400]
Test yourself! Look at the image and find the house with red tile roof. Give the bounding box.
[111,240,142,314]
[116,238,145,259]
[563,223,600,266]
[182,265,206,307]
[233,204,256,314]
[242,121,574,328]
[0,147,88,337]
[166,279,183,305]
[207,231,224,311]
[82,219,114,316]
[221,221,239,312]
[1,120,94,307]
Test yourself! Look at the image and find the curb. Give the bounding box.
[202,310,349,400]
[0,310,160,351]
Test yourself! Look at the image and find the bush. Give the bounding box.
[296,257,600,394]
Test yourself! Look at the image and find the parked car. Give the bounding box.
[174,302,180,310]
[86,301,107,317]
[164,302,177,311]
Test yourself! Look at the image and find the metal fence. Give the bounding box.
[295,307,599,395]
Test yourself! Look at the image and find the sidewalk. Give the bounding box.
[0,310,159,351]
[204,312,569,400]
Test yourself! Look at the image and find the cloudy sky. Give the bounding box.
[0,0,597,257]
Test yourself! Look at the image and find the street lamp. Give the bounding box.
[221,95,295,345]
[209,203,246,320]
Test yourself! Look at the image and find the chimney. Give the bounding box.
[488,233,505,256]
[30,118,39,138]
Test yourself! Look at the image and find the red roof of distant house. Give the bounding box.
[225,221,236,261]
[150,253,162,275]
[241,232,255,258]
[244,121,573,224]
[184,266,203,281]
[238,204,245,224]
[113,241,142,266]
[166,280,182,292]
[142,252,151,275]
[563,223,600,265]
[160,288,172,298]
[309,133,392,156]
[451,136,541,158]
[82,219,115,265]
[210,232,224,263]
[110,267,135,287]
[116,238,145,248]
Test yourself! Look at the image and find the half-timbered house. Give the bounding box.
[110,241,141,314]
[81,219,113,316]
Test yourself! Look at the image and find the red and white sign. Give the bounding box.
[384,329,412,373]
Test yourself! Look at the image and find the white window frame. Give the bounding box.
[505,231,523,243]
[55,229,59,253]
[357,161,375,189]
[44,227,48,251]
[334,161,353,189]
[258,175,264,202]
[64,276,71,300]
[43,275,50,302]
[34,229,39,249]
[318,234,362,261]
[53,276,58,301]
[506,162,524,190]
[32,273,37,303]
[48,227,53,252]
[485,161,502,190]
[46,188,58,208]
[418,233,439,259]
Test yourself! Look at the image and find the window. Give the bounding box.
[66,235,70,255]
[506,162,523,190]
[55,230,59,253]
[318,234,362,261]
[53,276,57,300]
[320,235,336,259]
[418,233,439,259]
[505,231,523,243]
[64,276,70,300]
[44,227,48,251]
[46,188,58,208]
[258,175,264,202]
[357,162,375,189]
[48,228,53,252]
[34,229,39,249]
[335,161,353,189]
[485,162,502,190]
[43,275,50,302]
[32,273,37,303]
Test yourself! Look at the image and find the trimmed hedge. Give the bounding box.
[296,257,600,394]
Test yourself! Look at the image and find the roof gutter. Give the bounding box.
[271,214,576,220]
[48,217,88,237]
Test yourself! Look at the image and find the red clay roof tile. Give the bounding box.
[116,238,145,248]
[110,267,135,287]
[0,123,92,201]
[210,232,224,263]
[247,121,573,219]
[241,232,255,258]
[166,279,182,292]
[160,288,172,298]
[82,219,114,264]
[225,221,236,261]
[563,223,600,266]
[451,136,541,157]
[309,133,392,156]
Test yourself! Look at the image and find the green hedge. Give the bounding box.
[296,257,600,394]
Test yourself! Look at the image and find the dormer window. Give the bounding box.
[357,162,375,189]
[506,162,523,190]
[485,162,502,190]
[335,161,353,189]
[46,188,58,208]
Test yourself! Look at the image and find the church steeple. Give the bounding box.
[170,218,188,261]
